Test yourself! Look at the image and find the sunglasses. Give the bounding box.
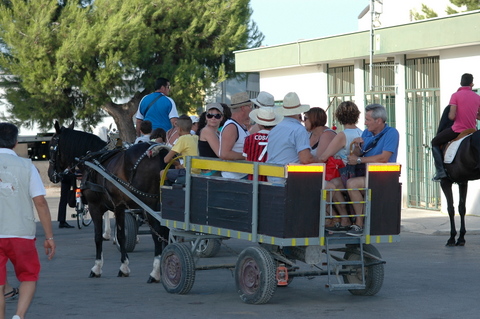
[206,113,222,119]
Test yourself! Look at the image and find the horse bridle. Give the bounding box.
[49,134,73,183]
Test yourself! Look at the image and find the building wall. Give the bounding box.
[259,65,328,107]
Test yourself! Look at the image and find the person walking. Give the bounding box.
[0,122,56,319]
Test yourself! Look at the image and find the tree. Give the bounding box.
[0,0,263,141]
[410,4,438,20]
[411,0,480,20]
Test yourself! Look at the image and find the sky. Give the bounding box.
[250,0,370,46]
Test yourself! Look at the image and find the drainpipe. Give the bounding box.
[369,0,374,92]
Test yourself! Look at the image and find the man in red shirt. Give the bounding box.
[431,73,480,180]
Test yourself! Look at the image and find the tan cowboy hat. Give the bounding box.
[249,107,283,126]
[276,92,310,116]
[251,91,274,108]
[230,92,252,109]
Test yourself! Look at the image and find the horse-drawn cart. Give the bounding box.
[84,156,402,304]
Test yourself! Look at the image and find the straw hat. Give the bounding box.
[230,92,252,109]
[251,91,274,108]
[276,92,310,116]
[249,107,283,126]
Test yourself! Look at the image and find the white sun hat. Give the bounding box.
[251,91,275,108]
[275,92,310,116]
[249,107,283,126]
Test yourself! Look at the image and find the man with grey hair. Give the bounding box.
[345,104,399,236]
[0,122,56,319]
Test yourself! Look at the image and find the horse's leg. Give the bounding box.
[89,208,106,278]
[456,182,468,246]
[115,207,130,277]
[147,218,170,283]
[103,211,111,241]
[440,179,456,246]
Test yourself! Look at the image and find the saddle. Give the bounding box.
[443,128,476,164]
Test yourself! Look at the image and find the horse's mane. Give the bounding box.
[60,128,107,164]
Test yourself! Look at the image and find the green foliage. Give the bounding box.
[411,4,438,20]
[412,0,480,20]
[449,0,480,11]
[0,0,262,136]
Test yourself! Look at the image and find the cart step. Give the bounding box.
[328,283,365,291]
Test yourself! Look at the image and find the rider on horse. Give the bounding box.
[431,73,480,181]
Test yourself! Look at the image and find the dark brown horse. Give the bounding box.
[48,121,170,281]
[436,106,480,246]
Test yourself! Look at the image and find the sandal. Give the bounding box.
[4,287,19,300]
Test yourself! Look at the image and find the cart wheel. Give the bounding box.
[115,213,138,253]
[342,244,384,296]
[191,238,222,258]
[75,203,84,229]
[235,246,276,304]
[81,205,92,227]
[161,243,196,294]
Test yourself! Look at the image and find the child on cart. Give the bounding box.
[160,115,199,184]
[242,107,283,181]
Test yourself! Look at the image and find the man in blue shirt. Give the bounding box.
[135,77,178,137]
[345,104,399,236]
[267,92,316,183]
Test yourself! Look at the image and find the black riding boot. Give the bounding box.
[432,146,447,181]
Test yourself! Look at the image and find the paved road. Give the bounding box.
[5,189,480,319]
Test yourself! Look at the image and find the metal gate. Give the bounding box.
[364,62,397,128]
[327,65,355,128]
[405,57,440,210]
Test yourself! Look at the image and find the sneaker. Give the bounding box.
[346,224,363,236]
[13,315,21,319]
[325,222,349,233]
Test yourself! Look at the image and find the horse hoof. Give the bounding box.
[103,237,110,241]
[455,241,466,246]
[89,271,101,278]
[446,239,456,246]
[147,276,160,284]
[117,270,129,277]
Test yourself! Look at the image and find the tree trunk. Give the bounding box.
[103,91,146,143]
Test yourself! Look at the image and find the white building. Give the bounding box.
[234,3,480,215]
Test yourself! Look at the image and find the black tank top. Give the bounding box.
[198,140,218,158]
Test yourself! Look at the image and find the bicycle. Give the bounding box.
[71,174,92,229]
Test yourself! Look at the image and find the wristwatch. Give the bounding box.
[356,157,362,165]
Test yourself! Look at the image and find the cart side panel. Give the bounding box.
[368,170,402,235]
[258,172,322,238]
[258,184,288,237]
[285,172,322,238]
[205,179,252,232]
[160,186,185,221]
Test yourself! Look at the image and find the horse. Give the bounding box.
[436,106,480,246]
[48,121,170,281]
